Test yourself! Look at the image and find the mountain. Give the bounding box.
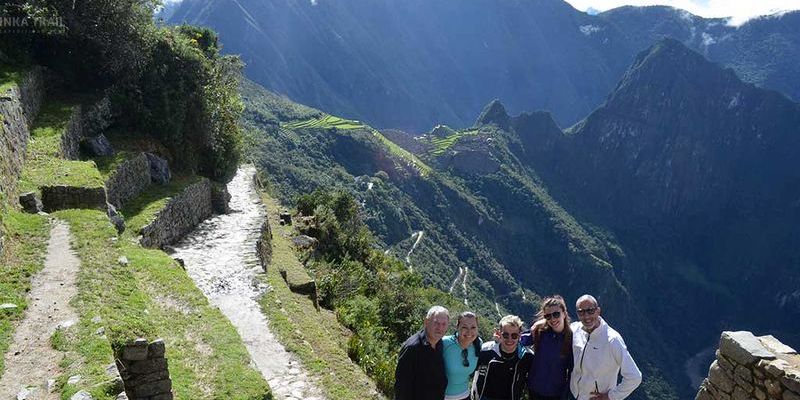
[170,0,800,131]
[240,39,800,398]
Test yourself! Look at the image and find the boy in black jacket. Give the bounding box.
[472,315,533,400]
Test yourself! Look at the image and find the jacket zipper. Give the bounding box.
[576,330,592,399]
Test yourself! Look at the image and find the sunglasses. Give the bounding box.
[543,311,562,320]
[501,332,520,340]
[461,348,469,367]
[576,307,597,315]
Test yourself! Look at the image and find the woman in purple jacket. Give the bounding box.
[521,295,574,400]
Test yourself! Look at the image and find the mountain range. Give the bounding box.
[238,35,800,398]
[169,0,800,132]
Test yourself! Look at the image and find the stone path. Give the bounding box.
[171,166,325,400]
[0,221,80,400]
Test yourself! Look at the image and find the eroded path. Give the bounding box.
[0,221,80,400]
[171,166,324,400]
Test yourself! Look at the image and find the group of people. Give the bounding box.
[394,294,642,400]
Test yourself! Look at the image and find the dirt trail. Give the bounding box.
[0,220,80,400]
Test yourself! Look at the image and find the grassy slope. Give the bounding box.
[0,210,49,377]
[19,101,104,195]
[258,193,383,400]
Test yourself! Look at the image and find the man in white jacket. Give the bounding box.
[570,294,642,400]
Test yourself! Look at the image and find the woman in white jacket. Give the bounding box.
[570,295,642,400]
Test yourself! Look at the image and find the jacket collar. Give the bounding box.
[490,340,529,359]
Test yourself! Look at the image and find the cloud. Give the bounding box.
[562,0,800,25]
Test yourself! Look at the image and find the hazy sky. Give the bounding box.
[563,0,800,25]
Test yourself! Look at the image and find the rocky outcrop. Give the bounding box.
[40,185,107,212]
[19,191,43,213]
[105,153,150,209]
[80,134,115,157]
[0,67,45,201]
[145,153,171,185]
[116,338,174,400]
[696,331,800,400]
[139,179,214,248]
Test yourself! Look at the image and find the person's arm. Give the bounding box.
[394,342,417,400]
[607,337,642,400]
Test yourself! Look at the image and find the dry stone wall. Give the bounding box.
[696,331,800,400]
[139,179,214,248]
[60,104,84,160]
[117,338,174,400]
[41,185,107,212]
[0,67,44,201]
[106,153,151,209]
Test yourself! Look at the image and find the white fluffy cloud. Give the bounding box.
[563,0,800,25]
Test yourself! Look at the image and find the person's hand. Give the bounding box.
[532,319,546,330]
[590,391,610,400]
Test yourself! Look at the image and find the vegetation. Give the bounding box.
[258,194,382,399]
[282,114,365,130]
[19,100,105,195]
[0,63,25,93]
[291,189,475,395]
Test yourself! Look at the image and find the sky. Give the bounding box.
[562,0,800,25]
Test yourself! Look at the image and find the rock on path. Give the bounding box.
[0,221,80,399]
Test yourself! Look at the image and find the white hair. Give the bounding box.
[576,294,598,308]
[425,305,450,320]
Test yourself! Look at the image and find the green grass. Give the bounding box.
[282,114,365,130]
[428,129,479,156]
[94,151,140,179]
[0,210,49,378]
[51,207,271,400]
[258,194,383,400]
[121,176,201,234]
[0,64,25,93]
[19,101,104,195]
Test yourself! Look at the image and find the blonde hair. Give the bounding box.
[498,315,524,331]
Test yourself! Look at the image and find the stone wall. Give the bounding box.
[0,67,45,201]
[139,179,213,248]
[40,185,107,212]
[60,104,84,160]
[106,153,151,209]
[696,331,800,400]
[255,219,273,270]
[116,338,174,400]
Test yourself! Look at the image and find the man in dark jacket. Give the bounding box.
[472,315,534,400]
[395,305,450,400]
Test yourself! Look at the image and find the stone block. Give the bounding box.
[766,360,791,378]
[782,369,800,394]
[132,378,172,397]
[80,134,114,157]
[755,387,767,400]
[696,386,714,400]
[735,373,754,393]
[70,391,93,400]
[735,365,753,382]
[127,357,168,374]
[151,393,174,400]
[732,386,751,400]
[709,360,735,393]
[785,390,800,400]
[148,339,166,358]
[767,379,783,397]
[279,266,318,306]
[126,369,169,387]
[720,331,776,366]
[122,339,149,361]
[19,192,42,213]
[759,335,797,355]
[719,354,736,372]
[145,153,171,185]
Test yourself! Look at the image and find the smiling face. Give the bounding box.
[543,305,566,333]
[457,315,479,348]
[498,324,521,353]
[424,312,450,345]
[576,298,601,331]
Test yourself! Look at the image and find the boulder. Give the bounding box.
[145,153,171,184]
[19,191,43,213]
[279,211,292,225]
[80,134,115,157]
[291,235,318,250]
[107,203,125,234]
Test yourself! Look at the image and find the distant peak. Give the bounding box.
[476,99,510,128]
